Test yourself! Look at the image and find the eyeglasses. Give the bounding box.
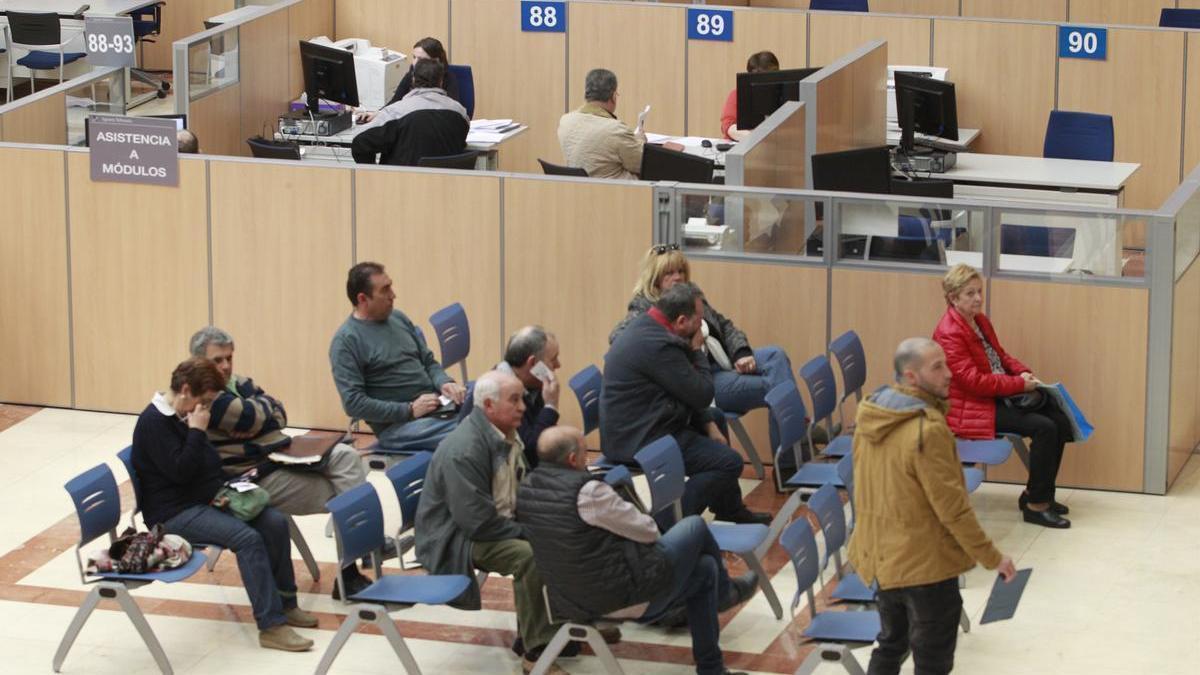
[652,243,680,255]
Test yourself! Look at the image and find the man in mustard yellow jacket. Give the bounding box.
[848,337,1016,675]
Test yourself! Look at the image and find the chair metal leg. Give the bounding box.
[729,417,766,480]
[325,515,334,538]
[52,585,104,672]
[287,516,321,582]
[110,583,173,675]
[1001,433,1031,471]
[743,553,783,620]
[959,607,971,634]
[314,605,365,675]
[458,362,469,385]
[794,643,866,675]
[532,623,625,675]
[375,608,424,675]
[204,545,224,572]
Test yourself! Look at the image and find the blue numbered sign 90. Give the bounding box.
[1058,26,1106,61]
[521,1,566,33]
[687,8,733,42]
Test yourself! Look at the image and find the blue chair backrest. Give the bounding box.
[448,65,475,119]
[836,453,855,500]
[897,214,930,241]
[458,380,477,420]
[1000,224,1075,258]
[1160,8,1200,29]
[429,302,470,370]
[764,381,810,452]
[829,330,866,398]
[810,0,868,11]
[116,446,143,514]
[64,463,122,546]
[633,435,686,517]
[807,483,847,558]
[385,452,433,536]
[799,355,839,424]
[779,517,821,594]
[326,482,386,567]
[1043,110,1114,162]
[569,365,602,436]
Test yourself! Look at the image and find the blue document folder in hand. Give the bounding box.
[980,568,1033,624]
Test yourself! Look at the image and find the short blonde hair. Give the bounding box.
[633,246,691,301]
[942,263,983,304]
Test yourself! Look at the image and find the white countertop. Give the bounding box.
[945,250,1074,274]
[946,153,1140,192]
[0,0,157,16]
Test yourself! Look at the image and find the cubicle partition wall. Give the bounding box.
[799,40,887,180]
[0,67,126,146]
[725,101,808,253]
[142,0,237,71]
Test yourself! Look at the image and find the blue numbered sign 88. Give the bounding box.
[521,1,566,33]
[687,8,733,42]
[1058,26,1106,61]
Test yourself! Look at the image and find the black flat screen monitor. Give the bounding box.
[735,67,821,131]
[641,144,715,184]
[894,72,958,151]
[299,40,359,114]
[811,145,892,195]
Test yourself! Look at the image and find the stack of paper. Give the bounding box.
[468,119,522,144]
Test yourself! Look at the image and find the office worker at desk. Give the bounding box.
[388,37,460,108]
[721,51,778,142]
[351,59,469,166]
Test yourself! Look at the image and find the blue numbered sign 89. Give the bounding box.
[521,1,566,33]
[1057,26,1106,61]
[687,8,733,42]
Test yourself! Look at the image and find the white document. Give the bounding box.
[267,452,324,465]
[635,105,651,133]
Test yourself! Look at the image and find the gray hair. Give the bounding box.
[893,337,939,377]
[189,326,234,357]
[655,282,704,322]
[584,68,618,103]
[504,325,554,368]
[473,370,512,407]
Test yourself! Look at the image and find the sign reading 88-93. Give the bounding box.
[84,16,137,68]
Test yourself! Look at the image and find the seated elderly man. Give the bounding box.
[415,370,564,674]
[188,326,375,598]
[518,426,757,675]
[496,325,562,468]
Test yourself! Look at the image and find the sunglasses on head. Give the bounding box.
[652,243,680,255]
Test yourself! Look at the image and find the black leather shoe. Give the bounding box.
[1018,492,1069,515]
[1022,506,1070,529]
[725,509,772,525]
[719,571,759,611]
[332,568,372,600]
[522,640,580,660]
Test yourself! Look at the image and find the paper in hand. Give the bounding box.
[636,104,651,133]
[980,568,1033,624]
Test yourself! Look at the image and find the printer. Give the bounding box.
[307,36,407,110]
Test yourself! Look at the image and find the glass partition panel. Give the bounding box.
[188,28,240,101]
[1174,185,1200,280]
[674,187,823,259]
[830,196,986,267]
[66,70,127,147]
[993,207,1141,278]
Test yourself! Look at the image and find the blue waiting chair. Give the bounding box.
[569,364,603,437]
[448,64,475,119]
[956,438,1013,479]
[828,330,866,431]
[1000,223,1075,258]
[634,435,800,620]
[780,515,878,675]
[1160,8,1200,29]
[808,483,877,605]
[798,355,853,459]
[316,481,472,675]
[6,11,86,94]
[810,0,869,11]
[769,381,844,493]
[54,463,208,674]
[1043,110,1114,162]
[724,409,767,481]
[429,302,471,383]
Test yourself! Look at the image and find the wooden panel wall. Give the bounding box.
[0,92,67,145]
[686,8,808,138]
[870,0,957,16]
[355,170,504,380]
[690,260,828,465]
[1169,260,1200,487]
[188,84,242,157]
[209,160,352,430]
[932,19,1056,157]
[813,41,887,154]
[238,9,291,158]
[961,0,1068,21]
[989,279,1148,492]
[1069,0,1175,27]
[68,154,209,413]
[1058,28,1186,209]
[503,178,652,432]
[0,147,70,407]
[334,0,449,59]
[451,0,566,173]
[143,0,234,72]
[1185,33,1200,177]
[568,3,687,137]
[808,13,930,68]
[288,0,336,99]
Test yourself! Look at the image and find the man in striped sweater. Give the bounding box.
[188,326,375,598]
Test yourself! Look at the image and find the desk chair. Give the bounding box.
[828,330,866,432]
[1000,223,1075,258]
[130,2,170,100]
[539,159,589,177]
[55,463,209,675]
[1043,110,1114,162]
[447,64,475,118]
[429,302,471,382]
[6,11,86,94]
[418,150,479,170]
[247,137,302,160]
[1160,9,1200,29]
[809,0,869,11]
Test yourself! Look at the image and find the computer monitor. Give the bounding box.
[640,144,715,184]
[735,67,821,131]
[894,72,958,152]
[299,40,359,115]
[147,114,187,131]
[811,145,893,195]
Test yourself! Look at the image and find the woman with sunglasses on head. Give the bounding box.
[610,244,796,453]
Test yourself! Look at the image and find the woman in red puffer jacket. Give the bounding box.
[932,264,1073,530]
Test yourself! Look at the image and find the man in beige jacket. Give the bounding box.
[848,337,1016,675]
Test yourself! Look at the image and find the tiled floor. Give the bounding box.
[1,403,1196,674]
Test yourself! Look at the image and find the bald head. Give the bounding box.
[537,425,587,469]
[893,337,939,378]
[893,337,951,399]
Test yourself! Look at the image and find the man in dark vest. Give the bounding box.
[517,425,758,675]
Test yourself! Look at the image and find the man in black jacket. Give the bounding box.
[351,58,468,166]
[518,426,756,675]
[600,282,769,525]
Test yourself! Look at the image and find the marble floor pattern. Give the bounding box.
[0,404,1197,675]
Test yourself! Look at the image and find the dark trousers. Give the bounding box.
[868,577,962,675]
[674,429,745,523]
[994,401,1072,503]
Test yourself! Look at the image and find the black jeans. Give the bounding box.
[994,400,1072,503]
[868,578,963,675]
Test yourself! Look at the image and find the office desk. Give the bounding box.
[944,153,1140,208]
[279,122,528,170]
[886,126,981,153]
[0,1,156,16]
